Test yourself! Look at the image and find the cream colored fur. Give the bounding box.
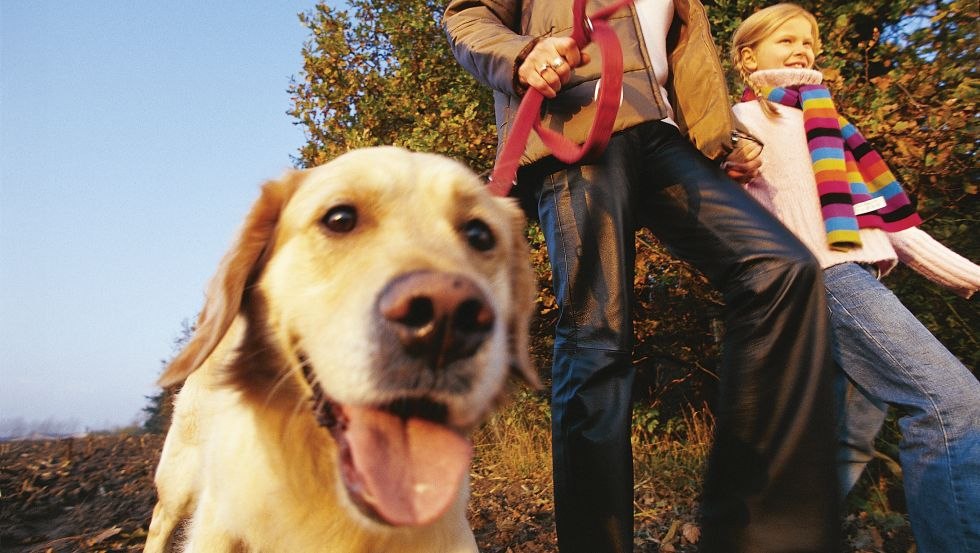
[144,147,536,553]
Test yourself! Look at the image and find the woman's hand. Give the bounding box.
[517,37,590,98]
[723,139,763,184]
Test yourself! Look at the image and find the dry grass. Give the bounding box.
[471,391,915,552]
[473,392,714,483]
[472,389,553,482]
[471,391,715,505]
[470,392,714,550]
[632,406,713,519]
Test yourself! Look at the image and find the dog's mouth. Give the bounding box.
[302,363,472,527]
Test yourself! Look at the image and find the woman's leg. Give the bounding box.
[823,261,980,553]
[835,370,888,496]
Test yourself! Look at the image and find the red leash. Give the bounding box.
[488,0,634,197]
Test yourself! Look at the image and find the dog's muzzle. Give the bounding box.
[378,270,495,371]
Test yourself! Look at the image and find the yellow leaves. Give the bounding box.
[890,120,912,133]
[535,292,557,315]
[821,67,843,85]
[659,519,701,551]
[871,75,892,91]
[660,519,681,551]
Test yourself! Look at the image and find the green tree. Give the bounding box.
[288,0,497,170]
[287,0,977,401]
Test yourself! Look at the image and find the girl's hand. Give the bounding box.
[517,37,590,98]
[723,140,763,184]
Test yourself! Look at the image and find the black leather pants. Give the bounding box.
[519,121,840,553]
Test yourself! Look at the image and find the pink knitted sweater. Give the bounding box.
[732,68,980,298]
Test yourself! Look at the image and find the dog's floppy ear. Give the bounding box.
[158,172,302,387]
[504,201,541,389]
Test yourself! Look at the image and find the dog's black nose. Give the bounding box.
[378,271,495,369]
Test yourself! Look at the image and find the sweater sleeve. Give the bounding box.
[889,227,980,299]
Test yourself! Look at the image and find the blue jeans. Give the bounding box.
[825,262,980,553]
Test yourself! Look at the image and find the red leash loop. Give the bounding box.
[488,0,634,197]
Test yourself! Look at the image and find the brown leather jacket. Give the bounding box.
[443,0,737,165]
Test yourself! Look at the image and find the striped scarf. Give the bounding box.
[742,79,921,250]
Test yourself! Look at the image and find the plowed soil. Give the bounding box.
[0,434,913,552]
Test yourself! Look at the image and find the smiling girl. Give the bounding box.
[730,4,980,552]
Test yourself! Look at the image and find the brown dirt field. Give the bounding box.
[0,434,913,552]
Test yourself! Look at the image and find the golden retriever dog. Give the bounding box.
[143,146,537,553]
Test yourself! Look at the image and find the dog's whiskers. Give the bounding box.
[296,351,349,431]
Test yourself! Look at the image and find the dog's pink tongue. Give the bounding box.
[344,406,472,527]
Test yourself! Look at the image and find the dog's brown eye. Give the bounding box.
[322,205,357,233]
[462,219,495,251]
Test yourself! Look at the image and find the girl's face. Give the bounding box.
[741,15,816,72]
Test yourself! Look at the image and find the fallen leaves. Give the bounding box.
[1,434,916,552]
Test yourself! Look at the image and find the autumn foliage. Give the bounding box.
[287,0,978,411]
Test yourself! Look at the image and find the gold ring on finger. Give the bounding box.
[537,63,550,73]
[551,56,565,68]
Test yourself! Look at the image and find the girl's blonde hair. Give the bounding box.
[731,3,821,115]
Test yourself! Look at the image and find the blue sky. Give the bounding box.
[1,1,345,432]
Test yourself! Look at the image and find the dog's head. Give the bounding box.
[159,146,537,528]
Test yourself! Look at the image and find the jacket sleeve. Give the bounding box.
[667,0,736,161]
[443,0,537,96]
[889,227,980,299]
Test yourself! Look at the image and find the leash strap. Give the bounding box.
[487,0,634,197]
